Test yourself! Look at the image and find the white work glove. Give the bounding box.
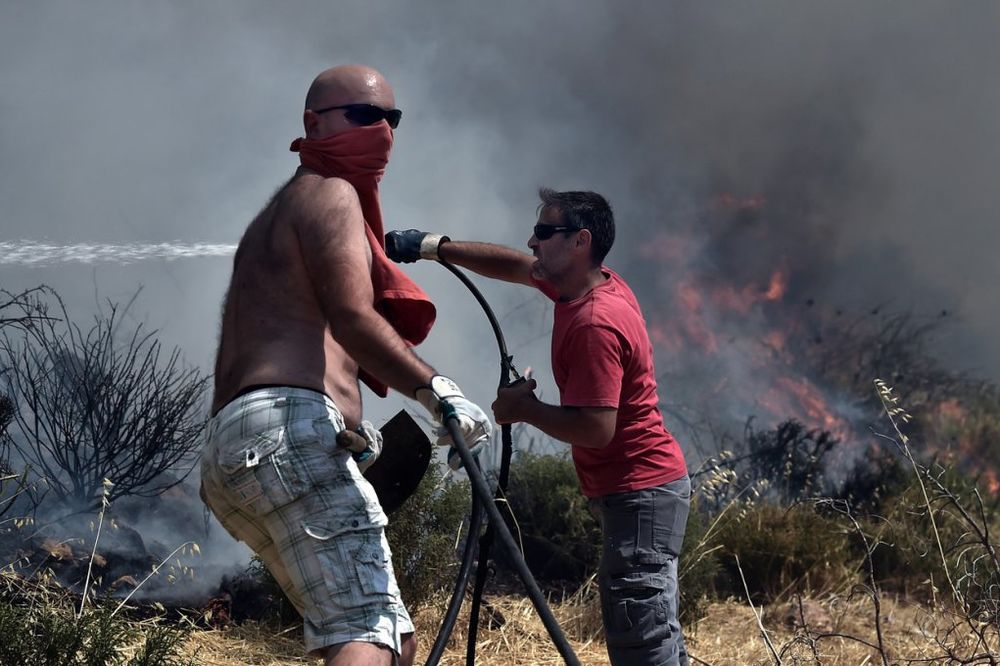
[415,375,493,471]
[335,420,383,474]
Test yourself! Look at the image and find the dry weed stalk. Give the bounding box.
[783,594,822,665]
[112,540,201,617]
[735,553,782,664]
[0,468,42,522]
[875,378,963,608]
[872,378,999,664]
[78,477,113,618]
[814,498,891,666]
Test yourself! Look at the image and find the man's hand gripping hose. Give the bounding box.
[385,228,579,665]
[415,375,493,471]
[385,229,450,262]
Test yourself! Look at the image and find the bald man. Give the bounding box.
[200,65,493,666]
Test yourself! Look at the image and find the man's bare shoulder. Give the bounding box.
[281,173,367,255]
[284,173,362,227]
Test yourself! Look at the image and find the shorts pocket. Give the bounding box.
[216,428,311,514]
[303,521,354,597]
[353,534,396,599]
[225,467,269,511]
[601,571,670,648]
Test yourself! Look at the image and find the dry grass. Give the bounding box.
[179,592,996,665]
[181,623,310,665]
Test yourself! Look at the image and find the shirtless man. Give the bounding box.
[200,65,492,666]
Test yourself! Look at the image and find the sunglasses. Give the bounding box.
[314,103,402,129]
[533,223,581,240]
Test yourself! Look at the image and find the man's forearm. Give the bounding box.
[438,241,535,286]
[332,307,435,396]
[517,400,612,449]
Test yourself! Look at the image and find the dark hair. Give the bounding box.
[537,188,615,264]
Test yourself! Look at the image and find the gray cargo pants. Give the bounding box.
[592,475,691,666]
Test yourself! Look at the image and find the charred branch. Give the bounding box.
[0,288,208,510]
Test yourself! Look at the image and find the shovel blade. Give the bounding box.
[363,410,432,514]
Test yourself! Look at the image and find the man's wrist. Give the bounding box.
[414,374,463,416]
[518,394,546,426]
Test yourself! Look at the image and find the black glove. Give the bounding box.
[385,229,450,263]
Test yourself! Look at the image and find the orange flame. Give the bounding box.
[675,281,719,353]
[712,193,767,212]
[756,375,851,442]
[763,270,787,301]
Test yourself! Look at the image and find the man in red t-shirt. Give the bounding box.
[386,188,691,666]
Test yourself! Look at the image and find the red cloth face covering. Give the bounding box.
[290,123,436,397]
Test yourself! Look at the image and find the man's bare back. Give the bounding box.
[211,172,370,425]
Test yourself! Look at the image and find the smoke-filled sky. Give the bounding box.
[2,1,999,437]
[2,0,999,587]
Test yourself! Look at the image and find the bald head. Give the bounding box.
[305,65,395,112]
[302,65,397,139]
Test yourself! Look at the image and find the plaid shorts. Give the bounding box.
[200,387,414,657]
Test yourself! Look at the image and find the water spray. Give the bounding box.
[0,241,237,266]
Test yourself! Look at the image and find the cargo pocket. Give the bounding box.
[601,571,670,648]
[353,534,396,599]
[216,428,309,515]
[303,521,354,598]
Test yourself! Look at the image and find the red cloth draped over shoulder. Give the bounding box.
[291,126,435,397]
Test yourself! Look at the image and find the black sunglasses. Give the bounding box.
[314,103,402,129]
[533,223,581,240]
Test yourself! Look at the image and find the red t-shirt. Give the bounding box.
[536,269,687,497]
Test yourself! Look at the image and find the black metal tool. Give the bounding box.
[361,410,432,514]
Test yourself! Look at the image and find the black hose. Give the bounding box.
[465,422,514,666]
[423,260,512,666]
[435,263,520,666]
[420,260,579,666]
[423,492,484,664]
[443,416,581,666]
[424,261,516,666]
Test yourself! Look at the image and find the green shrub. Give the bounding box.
[0,585,192,666]
[127,624,192,666]
[711,502,855,603]
[866,462,1000,605]
[677,498,721,625]
[386,464,471,608]
[497,451,601,587]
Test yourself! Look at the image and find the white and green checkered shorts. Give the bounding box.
[200,387,414,657]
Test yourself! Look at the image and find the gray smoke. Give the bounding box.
[2,0,998,581]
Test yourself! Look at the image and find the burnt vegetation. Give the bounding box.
[0,287,207,664]
[0,288,208,510]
